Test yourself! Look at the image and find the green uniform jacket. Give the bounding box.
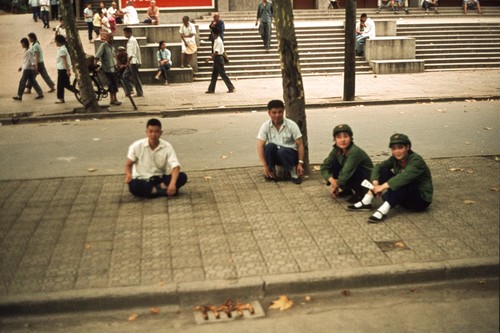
[320,143,373,187]
[371,151,433,203]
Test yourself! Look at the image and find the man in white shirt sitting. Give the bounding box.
[125,118,188,198]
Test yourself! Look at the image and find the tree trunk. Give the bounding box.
[272,0,309,173]
[343,0,356,101]
[60,0,100,112]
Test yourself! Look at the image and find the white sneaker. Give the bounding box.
[55,99,64,104]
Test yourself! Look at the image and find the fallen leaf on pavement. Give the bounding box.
[465,142,471,145]
[150,307,161,315]
[128,313,138,321]
[484,127,492,130]
[87,168,97,172]
[341,289,352,297]
[395,241,406,249]
[269,295,294,311]
[463,200,476,205]
[204,176,212,181]
[312,165,321,171]
[449,168,464,172]
[490,187,499,192]
[84,243,92,250]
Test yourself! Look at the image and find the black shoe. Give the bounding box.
[35,95,44,99]
[205,90,214,94]
[338,189,353,198]
[291,177,302,185]
[12,96,22,101]
[347,203,372,211]
[368,211,386,223]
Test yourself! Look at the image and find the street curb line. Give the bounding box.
[0,95,498,126]
[0,257,497,316]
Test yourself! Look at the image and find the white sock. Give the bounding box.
[361,192,374,205]
[290,167,298,179]
[378,201,391,215]
[353,192,374,208]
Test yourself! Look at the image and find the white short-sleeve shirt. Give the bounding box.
[257,118,303,150]
[127,138,181,180]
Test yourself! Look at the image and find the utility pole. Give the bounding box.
[343,0,356,101]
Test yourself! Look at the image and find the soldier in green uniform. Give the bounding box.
[348,133,433,223]
[320,124,373,203]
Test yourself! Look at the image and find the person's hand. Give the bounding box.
[263,165,275,179]
[167,184,177,196]
[124,173,132,184]
[296,163,304,176]
[67,69,71,77]
[372,184,385,195]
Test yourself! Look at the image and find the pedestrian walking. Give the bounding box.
[54,35,73,103]
[255,0,273,52]
[29,0,40,22]
[123,27,143,97]
[50,0,58,20]
[83,3,94,43]
[205,28,235,94]
[13,38,44,101]
[25,32,56,94]
[40,0,50,28]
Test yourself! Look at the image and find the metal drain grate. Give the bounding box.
[193,301,265,324]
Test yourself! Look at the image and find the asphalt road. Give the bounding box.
[0,100,498,180]
[1,278,498,333]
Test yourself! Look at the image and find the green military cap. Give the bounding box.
[333,124,353,137]
[389,133,411,147]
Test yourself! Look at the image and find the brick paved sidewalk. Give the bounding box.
[0,156,498,312]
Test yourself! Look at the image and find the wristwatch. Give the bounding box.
[298,160,304,164]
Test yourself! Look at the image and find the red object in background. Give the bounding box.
[119,0,214,9]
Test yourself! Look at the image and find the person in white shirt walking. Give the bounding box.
[123,27,143,97]
[205,28,234,94]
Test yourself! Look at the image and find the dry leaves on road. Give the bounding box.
[150,307,161,315]
[128,313,138,321]
[449,167,465,172]
[269,295,294,311]
[463,200,476,205]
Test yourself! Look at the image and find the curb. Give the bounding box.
[1,257,497,316]
[0,95,498,126]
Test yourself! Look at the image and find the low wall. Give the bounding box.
[365,36,416,61]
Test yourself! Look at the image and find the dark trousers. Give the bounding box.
[129,172,188,198]
[259,22,272,49]
[264,143,298,173]
[51,4,58,20]
[86,22,93,41]
[57,69,72,101]
[207,55,234,92]
[159,63,171,81]
[41,10,50,27]
[377,166,430,211]
[123,63,143,96]
[330,160,370,196]
[32,6,40,21]
[27,62,55,90]
[17,69,43,97]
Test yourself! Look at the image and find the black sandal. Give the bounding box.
[368,210,386,223]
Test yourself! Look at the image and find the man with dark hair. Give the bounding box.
[205,28,234,94]
[255,0,273,52]
[123,27,143,97]
[125,118,188,198]
[95,33,121,105]
[257,100,304,184]
[355,13,375,57]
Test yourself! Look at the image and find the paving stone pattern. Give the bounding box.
[0,157,498,296]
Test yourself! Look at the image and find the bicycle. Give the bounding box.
[72,63,137,110]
